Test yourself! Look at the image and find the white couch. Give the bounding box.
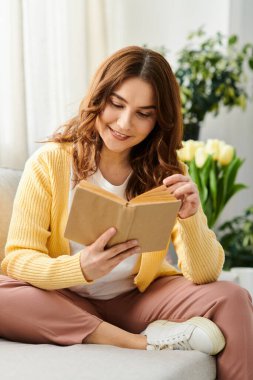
[0,167,216,380]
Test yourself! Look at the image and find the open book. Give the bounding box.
[64,180,181,252]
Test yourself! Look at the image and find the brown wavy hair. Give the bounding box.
[49,46,184,200]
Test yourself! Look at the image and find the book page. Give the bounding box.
[78,180,126,205]
[127,201,181,251]
[129,185,176,204]
[64,187,125,245]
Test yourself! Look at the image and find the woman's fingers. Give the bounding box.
[93,227,139,257]
[171,182,197,198]
[107,248,141,273]
[81,231,140,282]
[163,174,200,219]
[163,174,190,186]
[106,239,140,259]
[93,227,117,251]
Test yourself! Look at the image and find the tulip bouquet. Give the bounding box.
[177,139,247,228]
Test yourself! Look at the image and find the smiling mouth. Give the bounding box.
[108,126,131,140]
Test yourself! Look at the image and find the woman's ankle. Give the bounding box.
[84,321,147,349]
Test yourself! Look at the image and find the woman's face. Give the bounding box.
[95,77,157,156]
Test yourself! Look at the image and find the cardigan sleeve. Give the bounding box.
[169,162,224,284]
[171,203,225,284]
[2,151,89,290]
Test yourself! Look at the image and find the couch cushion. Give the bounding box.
[0,168,22,270]
[0,339,216,380]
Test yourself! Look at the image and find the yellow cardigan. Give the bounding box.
[2,143,224,292]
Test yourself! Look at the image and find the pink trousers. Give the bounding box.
[0,274,252,380]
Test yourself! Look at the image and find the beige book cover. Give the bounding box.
[64,180,181,252]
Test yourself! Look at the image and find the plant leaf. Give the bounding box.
[249,57,253,70]
[226,183,247,203]
[222,156,244,205]
[228,35,238,45]
[189,159,202,195]
[209,160,217,211]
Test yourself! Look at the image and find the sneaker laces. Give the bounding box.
[148,332,192,351]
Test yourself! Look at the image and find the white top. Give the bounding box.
[68,168,140,300]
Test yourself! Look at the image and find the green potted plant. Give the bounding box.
[218,205,253,270]
[174,28,253,139]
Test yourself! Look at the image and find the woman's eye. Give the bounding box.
[138,112,151,118]
[109,100,151,118]
[110,100,123,108]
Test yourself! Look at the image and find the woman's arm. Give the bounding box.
[2,149,86,290]
[171,206,224,284]
[164,167,224,284]
[2,147,141,290]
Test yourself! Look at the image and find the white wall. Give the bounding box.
[105,0,253,225]
[105,0,230,59]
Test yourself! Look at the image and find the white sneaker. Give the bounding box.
[142,317,225,355]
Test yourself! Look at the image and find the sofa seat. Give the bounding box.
[0,339,216,380]
[0,167,216,380]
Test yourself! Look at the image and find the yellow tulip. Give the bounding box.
[183,140,196,161]
[205,139,225,160]
[218,144,234,165]
[177,147,187,162]
[195,147,209,168]
[180,140,204,161]
[177,144,191,162]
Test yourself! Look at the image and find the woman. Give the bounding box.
[0,46,252,379]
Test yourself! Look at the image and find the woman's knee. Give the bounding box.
[205,280,253,319]
[212,280,251,302]
[0,278,47,318]
[0,275,28,302]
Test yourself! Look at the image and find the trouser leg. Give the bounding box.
[105,275,253,380]
[0,275,103,345]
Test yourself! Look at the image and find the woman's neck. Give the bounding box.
[99,146,132,185]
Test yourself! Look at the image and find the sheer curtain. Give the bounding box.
[0,0,107,169]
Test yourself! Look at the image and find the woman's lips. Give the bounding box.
[108,126,131,141]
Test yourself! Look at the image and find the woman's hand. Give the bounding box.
[163,174,200,219]
[80,227,140,281]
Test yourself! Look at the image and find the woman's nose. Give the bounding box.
[117,110,132,130]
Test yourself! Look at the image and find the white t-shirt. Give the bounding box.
[68,168,140,300]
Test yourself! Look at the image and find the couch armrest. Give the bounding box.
[0,168,22,270]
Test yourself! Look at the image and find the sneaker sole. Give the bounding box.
[157,317,225,355]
